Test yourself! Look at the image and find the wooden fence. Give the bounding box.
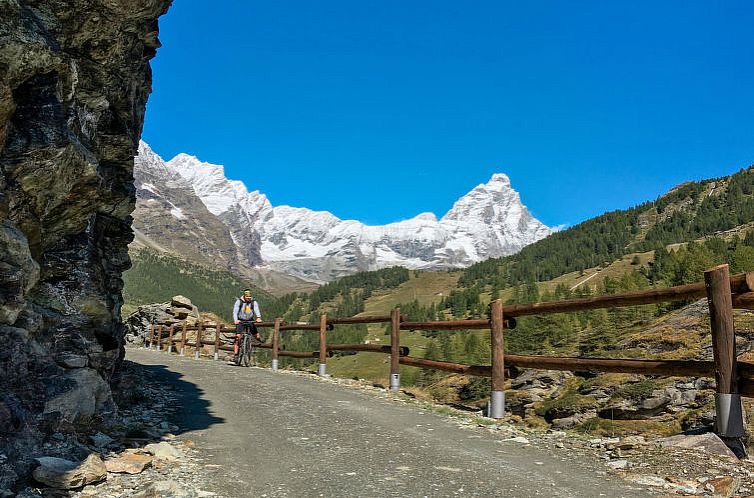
[146,264,754,440]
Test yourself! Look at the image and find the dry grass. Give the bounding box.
[362,271,461,315]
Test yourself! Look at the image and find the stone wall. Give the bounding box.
[0,0,171,461]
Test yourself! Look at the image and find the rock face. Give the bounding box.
[136,143,553,283]
[0,0,170,487]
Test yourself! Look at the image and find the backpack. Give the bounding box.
[237,298,256,321]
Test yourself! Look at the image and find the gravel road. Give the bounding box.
[127,349,652,498]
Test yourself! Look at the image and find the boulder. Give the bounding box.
[170,296,193,310]
[134,479,194,498]
[105,452,153,474]
[56,353,88,369]
[43,368,113,422]
[510,369,571,391]
[90,432,114,448]
[618,435,646,449]
[658,432,737,458]
[171,307,190,320]
[32,454,106,489]
[599,393,671,420]
[705,476,740,497]
[124,302,174,344]
[551,410,596,430]
[144,442,184,462]
[640,392,671,411]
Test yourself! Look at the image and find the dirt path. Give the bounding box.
[126,349,652,498]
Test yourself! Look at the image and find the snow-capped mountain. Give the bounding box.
[135,142,553,282]
[132,142,240,270]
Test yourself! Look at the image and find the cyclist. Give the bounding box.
[233,289,263,360]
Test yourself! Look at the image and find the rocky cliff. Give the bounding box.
[0,0,170,488]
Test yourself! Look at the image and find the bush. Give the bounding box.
[611,379,658,401]
[458,377,490,401]
[534,393,599,421]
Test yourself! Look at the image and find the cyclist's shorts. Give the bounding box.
[236,321,258,335]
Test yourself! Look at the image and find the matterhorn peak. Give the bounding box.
[413,212,438,222]
[487,173,511,187]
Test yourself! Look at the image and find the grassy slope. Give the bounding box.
[123,249,278,322]
[327,271,460,384]
[324,256,665,384]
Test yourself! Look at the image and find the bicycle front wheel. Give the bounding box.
[241,335,252,367]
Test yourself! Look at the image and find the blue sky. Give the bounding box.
[142,1,754,227]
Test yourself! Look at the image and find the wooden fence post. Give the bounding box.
[214,323,222,361]
[705,264,744,438]
[489,299,506,419]
[390,307,401,392]
[272,318,281,371]
[318,314,328,376]
[167,324,174,353]
[180,322,187,356]
[195,321,203,359]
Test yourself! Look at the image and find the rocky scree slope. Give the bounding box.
[135,142,553,282]
[0,0,170,490]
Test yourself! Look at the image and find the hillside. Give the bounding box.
[123,249,294,322]
[458,167,754,289]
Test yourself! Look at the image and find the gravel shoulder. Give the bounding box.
[126,349,652,498]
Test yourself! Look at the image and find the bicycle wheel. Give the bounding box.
[241,334,251,367]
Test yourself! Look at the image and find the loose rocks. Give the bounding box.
[145,441,184,462]
[105,452,153,475]
[32,454,106,489]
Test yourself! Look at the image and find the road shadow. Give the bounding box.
[115,359,225,435]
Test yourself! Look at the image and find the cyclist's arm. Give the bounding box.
[254,301,262,322]
[232,299,241,323]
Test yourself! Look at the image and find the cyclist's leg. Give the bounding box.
[251,322,262,343]
[234,322,244,354]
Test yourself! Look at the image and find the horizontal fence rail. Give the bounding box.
[145,267,754,442]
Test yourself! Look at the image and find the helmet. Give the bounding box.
[242,289,252,298]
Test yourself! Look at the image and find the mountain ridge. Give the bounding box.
[135,141,553,282]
